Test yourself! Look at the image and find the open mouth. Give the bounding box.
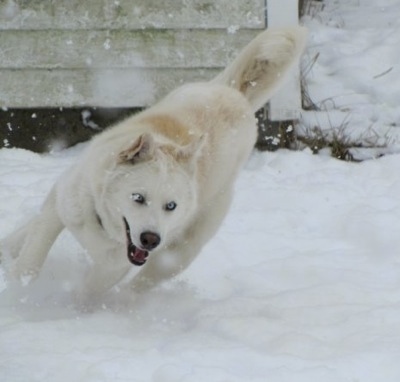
[123,217,148,266]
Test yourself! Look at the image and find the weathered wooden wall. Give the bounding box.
[0,0,265,108]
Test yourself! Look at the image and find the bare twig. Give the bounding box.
[373,67,393,79]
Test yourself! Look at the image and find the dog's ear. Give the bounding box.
[118,133,154,164]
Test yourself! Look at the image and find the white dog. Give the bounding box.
[1,27,307,296]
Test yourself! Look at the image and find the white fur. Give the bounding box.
[1,27,307,297]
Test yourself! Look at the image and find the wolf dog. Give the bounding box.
[1,27,307,296]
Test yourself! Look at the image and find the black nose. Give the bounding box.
[140,231,161,250]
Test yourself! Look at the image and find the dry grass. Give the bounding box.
[295,126,363,161]
[299,0,325,17]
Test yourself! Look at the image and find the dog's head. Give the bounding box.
[103,132,204,266]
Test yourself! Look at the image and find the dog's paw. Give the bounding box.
[10,264,38,287]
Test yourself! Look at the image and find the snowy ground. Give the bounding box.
[2,1,400,381]
[299,0,400,153]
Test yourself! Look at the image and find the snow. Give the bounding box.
[2,1,400,381]
[299,0,400,150]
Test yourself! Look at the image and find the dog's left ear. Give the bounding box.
[118,133,154,164]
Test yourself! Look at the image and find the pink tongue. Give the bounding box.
[132,247,147,263]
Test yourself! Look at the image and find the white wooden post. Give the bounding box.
[266,0,302,121]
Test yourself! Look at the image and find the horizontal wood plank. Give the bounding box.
[0,0,265,30]
[0,68,220,108]
[0,29,260,69]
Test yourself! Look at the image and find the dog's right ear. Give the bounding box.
[118,133,154,164]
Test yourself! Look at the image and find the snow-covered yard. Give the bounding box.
[299,0,400,153]
[2,1,400,381]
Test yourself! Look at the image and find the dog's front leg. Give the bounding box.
[81,252,131,299]
[70,221,131,300]
[9,188,64,283]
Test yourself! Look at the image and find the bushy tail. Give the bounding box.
[212,26,308,112]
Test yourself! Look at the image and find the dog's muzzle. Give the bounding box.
[123,217,149,266]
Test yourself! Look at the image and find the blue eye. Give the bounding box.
[165,201,177,211]
[132,193,145,204]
